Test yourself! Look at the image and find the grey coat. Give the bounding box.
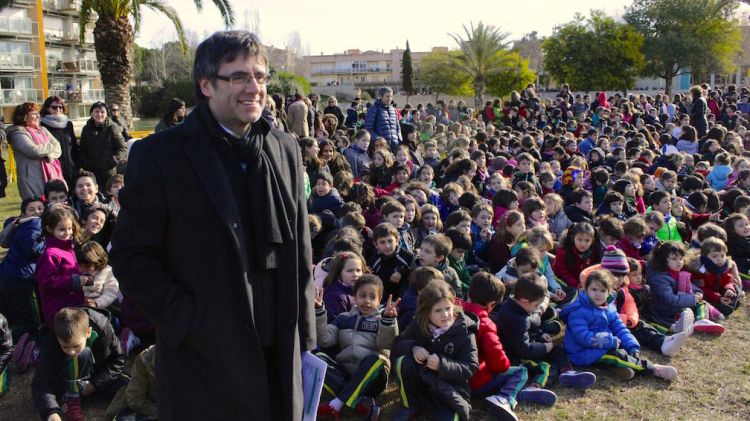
[7,125,62,200]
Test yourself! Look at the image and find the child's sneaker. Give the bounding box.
[672,309,694,335]
[392,408,418,421]
[483,395,518,421]
[558,370,597,388]
[661,331,689,356]
[15,340,36,374]
[355,396,381,421]
[607,367,635,380]
[60,394,85,421]
[11,333,29,363]
[652,364,678,381]
[317,403,340,421]
[517,386,557,406]
[693,319,725,335]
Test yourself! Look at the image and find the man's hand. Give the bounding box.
[412,346,429,364]
[314,287,324,309]
[426,354,440,371]
[389,272,401,284]
[383,295,400,318]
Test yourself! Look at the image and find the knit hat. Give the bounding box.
[601,245,629,275]
[562,166,582,186]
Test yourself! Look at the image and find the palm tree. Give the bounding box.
[78,0,234,126]
[449,22,512,107]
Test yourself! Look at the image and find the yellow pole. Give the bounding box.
[36,0,49,101]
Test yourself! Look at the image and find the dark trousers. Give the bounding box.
[521,347,572,388]
[631,321,665,352]
[595,349,654,375]
[0,284,43,341]
[714,295,740,317]
[394,355,471,421]
[471,366,528,408]
[316,352,387,408]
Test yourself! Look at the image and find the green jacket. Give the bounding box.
[448,255,472,293]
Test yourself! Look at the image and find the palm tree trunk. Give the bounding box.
[474,80,485,107]
[93,16,134,128]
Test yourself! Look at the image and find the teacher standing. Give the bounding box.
[110,31,316,421]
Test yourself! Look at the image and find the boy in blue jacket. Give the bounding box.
[309,171,345,216]
[560,269,677,381]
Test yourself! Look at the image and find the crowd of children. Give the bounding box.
[305,84,748,420]
[0,83,748,420]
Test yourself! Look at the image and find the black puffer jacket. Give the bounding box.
[79,118,127,186]
[392,311,479,420]
[32,308,125,420]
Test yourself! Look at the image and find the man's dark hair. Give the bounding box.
[193,31,268,101]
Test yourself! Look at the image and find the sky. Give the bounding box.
[135,0,639,53]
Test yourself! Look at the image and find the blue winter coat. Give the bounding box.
[707,164,732,191]
[644,269,698,327]
[0,217,44,288]
[343,144,371,179]
[560,291,640,366]
[364,99,402,150]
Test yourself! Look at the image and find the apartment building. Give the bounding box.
[0,0,101,121]
[304,47,446,92]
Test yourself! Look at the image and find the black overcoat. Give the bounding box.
[110,104,316,421]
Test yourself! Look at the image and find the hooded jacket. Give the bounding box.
[391,312,479,420]
[560,291,640,366]
[79,118,127,187]
[461,302,511,391]
[316,306,398,375]
[0,217,44,288]
[36,236,85,326]
[707,164,732,191]
[491,298,549,363]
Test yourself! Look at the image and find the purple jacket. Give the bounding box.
[323,280,355,323]
[36,237,84,326]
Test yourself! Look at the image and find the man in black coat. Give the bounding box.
[110,31,316,421]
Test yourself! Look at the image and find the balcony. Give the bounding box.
[51,59,99,74]
[0,16,33,36]
[0,53,37,71]
[45,29,94,44]
[44,0,81,14]
[0,89,43,106]
[49,89,104,104]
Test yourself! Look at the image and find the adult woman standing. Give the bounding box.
[690,86,708,138]
[364,86,402,150]
[323,96,345,130]
[79,102,127,187]
[6,103,63,199]
[7,102,64,199]
[155,98,186,132]
[40,96,78,188]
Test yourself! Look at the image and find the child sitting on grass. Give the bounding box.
[392,281,478,421]
[686,238,740,318]
[32,307,128,421]
[315,275,398,420]
[560,270,678,381]
[367,223,414,301]
[463,272,556,417]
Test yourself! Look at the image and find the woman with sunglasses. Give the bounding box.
[40,96,79,188]
[6,102,64,200]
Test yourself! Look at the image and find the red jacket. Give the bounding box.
[617,236,643,260]
[552,246,596,289]
[690,267,736,305]
[615,286,640,328]
[462,301,511,390]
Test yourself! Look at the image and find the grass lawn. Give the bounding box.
[0,185,749,420]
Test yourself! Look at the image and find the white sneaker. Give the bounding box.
[652,364,678,381]
[484,395,518,421]
[671,309,694,335]
[661,331,688,356]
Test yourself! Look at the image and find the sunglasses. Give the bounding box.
[50,105,64,110]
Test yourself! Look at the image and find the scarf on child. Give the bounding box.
[26,126,66,188]
[700,255,729,274]
[430,322,452,338]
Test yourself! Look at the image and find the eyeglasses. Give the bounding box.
[50,105,64,110]
[215,72,269,88]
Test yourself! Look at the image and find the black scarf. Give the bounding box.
[202,104,294,271]
[700,255,729,274]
